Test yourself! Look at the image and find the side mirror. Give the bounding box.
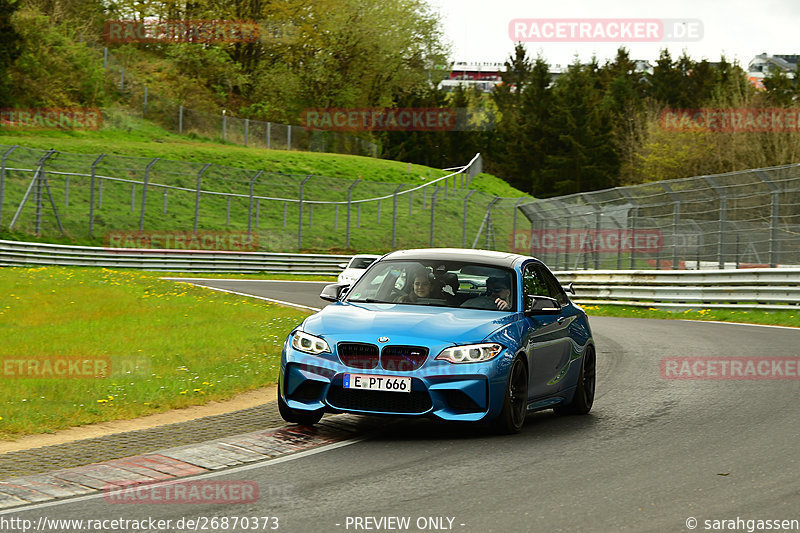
[320,283,350,302]
[524,295,561,316]
[337,263,348,269]
[562,282,576,295]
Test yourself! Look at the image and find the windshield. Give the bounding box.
[346,260,516,311]
[348,257,378,269]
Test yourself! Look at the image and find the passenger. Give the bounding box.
[461,276,512,310]
[397,272,433,303]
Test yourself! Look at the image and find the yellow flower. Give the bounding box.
[179,389,189,394]
[96,399,108,403]
[0,416,3,421]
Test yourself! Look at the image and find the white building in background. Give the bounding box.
[747,53,797,89]
[438,58,652,92]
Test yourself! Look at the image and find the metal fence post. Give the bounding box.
[193,163,211,233]
[462,190,476,248]
[486,197,499,250]
[10,149,57,233]
[163,190,167,214]
[661,184,682,270]
[335,204,339,230]
[0,145,19,226]
[392,184,404,248]
[88,153,105,237]
[511,198,525,252]
[287,125,292,150]
[222,111,227,141]
[769,191,779,267]
[244,118,249,146]
[756,171,780,268]
[226,196,231,226]
[298,175,311,248]
[377,199,381,223]
[630,207,638,269]
[594,209,601,269]
[138,158,159,232]
[429,188,441,247]
[346,179,360,247]
[247,170,263,235]
[267,122,271,149]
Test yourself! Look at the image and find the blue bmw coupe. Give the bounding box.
[278,248,596,433]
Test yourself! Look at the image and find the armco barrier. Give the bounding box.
[555,269,800,310]
[2,239,799,309]
[0,239,349,274]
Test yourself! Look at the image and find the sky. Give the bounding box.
[430,0,800,69]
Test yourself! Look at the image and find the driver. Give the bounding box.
[397,272,433,303]
[461,276,512,310]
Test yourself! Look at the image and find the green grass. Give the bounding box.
[580,304,800,328]
[0,266,313,440]
[0,113,531,254]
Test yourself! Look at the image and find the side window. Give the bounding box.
[534,264,568,306]
[523,265,549,299]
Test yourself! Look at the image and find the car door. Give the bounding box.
[522,262,575,400]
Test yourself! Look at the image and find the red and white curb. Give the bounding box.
[0,416,362,510]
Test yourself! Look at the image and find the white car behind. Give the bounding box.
[337,254,381,284]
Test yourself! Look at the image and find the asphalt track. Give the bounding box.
[4,280,800,533]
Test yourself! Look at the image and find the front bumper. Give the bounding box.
[280,341,512,422]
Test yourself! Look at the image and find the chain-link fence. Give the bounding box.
[2,143,798,267]
[517,165,800,269]
[101,47,378,157]
[0,145,493,252]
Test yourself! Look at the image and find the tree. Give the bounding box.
[0,0,22,105]
[762,68,797,106]
[542,58,619,196]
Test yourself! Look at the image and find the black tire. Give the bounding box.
[554,346,595,416]
[492,356,529,434]
[277,388,324,426]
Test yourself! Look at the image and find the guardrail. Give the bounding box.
[2,239,799,309]
[0,239,349,274]
[555,269,800,310]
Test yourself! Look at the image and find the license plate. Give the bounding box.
[343,374,411,393]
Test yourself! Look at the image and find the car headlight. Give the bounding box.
[291,331,331,355]
[435,343,504,364]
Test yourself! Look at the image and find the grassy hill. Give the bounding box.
[0,113,531,254]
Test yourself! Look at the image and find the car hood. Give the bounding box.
[301,302,517,346]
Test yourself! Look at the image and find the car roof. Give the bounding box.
[380,248,533,268]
